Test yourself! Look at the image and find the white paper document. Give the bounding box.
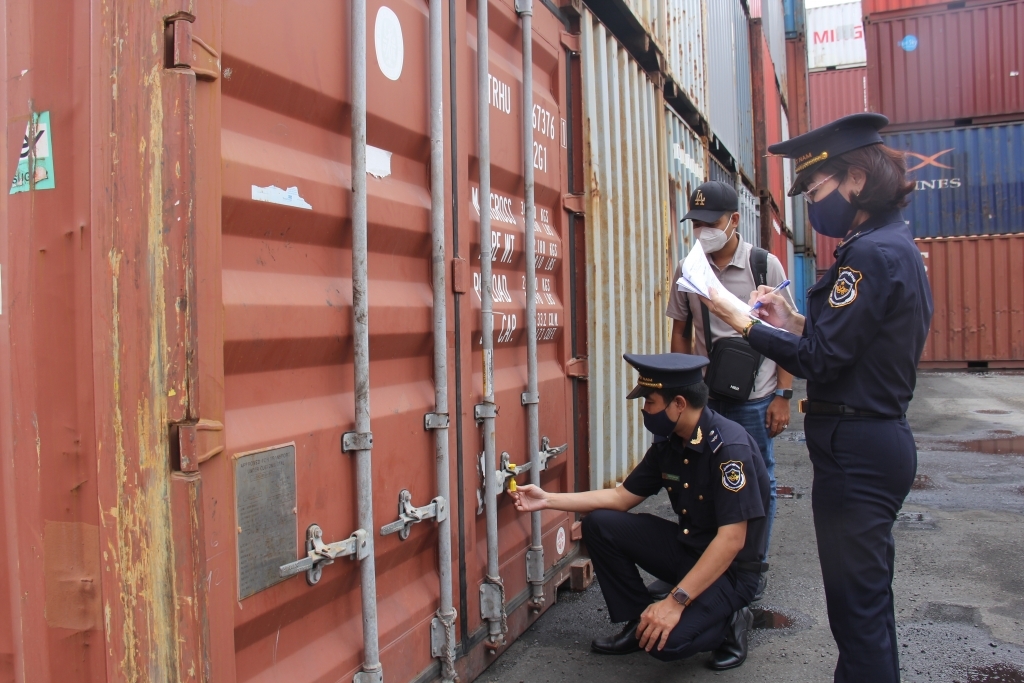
[676,241,788,332]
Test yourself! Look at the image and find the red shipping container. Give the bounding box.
[751,18,787,234]
[863,0,1010,17]
[916,234,1024,367]
[865,0,1024,127]
[809,66,869,129]
[786,37,811,137]
[808,66,869,271]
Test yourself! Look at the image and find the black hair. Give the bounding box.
[794,143,915,215]
[653,382,708,409]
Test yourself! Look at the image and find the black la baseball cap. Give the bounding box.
[682,181,739,224]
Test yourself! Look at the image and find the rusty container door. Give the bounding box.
[452,0,581,675]
[916,235,1024,368]
[0,0,108,681]
[214,1,454,681]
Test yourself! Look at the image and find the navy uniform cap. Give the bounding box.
[768,113,889,196]
[682,181,738,224]
[623,353,709,400]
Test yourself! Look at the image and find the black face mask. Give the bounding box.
[643,404,680,438]
[808,187,859,238]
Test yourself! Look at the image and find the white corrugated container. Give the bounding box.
[666,107,708,264]
[581,8,673,490]
[781,106,795,231]
[807,2,866,70]
[666,0,708,118]
[622,0,660,43]
[738,182,761,247]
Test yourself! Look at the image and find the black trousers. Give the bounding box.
[581,510,759,662]
[805,415,917,683]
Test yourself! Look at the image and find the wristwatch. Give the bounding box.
[670,587,692,607]
[775,388,794,399]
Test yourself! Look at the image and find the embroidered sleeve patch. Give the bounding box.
[720,461,746,492]
[829,267,863,308]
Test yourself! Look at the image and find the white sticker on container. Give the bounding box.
[366,146,392,179]
[251,185,312,210]
[375,7,404,81]
[556,527,566,555]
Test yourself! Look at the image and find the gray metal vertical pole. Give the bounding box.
[477,0,507,648]
[517,0,544,608]
[351,0,382,680]
[428,0,457,677]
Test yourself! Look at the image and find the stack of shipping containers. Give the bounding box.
[749,0,796,282]
[784,0,819,313]
[863,0,1024,366]
[0,1,819,682]
[804,0,870,273]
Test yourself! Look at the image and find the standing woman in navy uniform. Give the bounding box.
[701,113,933,683]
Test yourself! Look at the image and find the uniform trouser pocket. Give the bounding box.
[805,416,917,683]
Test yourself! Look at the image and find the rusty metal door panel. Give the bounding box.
[0,0,107,680]
[454,1,579,669]
[916,235,1024,365]
[218,0,448,680]
[581,8,672,490]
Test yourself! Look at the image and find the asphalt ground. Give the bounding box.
[478,372,1024,683]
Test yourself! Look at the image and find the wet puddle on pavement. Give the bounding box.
[919,435,1024,456]
[973,409,1013,415]
[967,663,1024,683]
[751,607,794,630]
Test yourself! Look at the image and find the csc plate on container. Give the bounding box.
[234,443,298,600]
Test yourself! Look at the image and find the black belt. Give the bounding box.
[732,561,768,574]
[799,399,902,420]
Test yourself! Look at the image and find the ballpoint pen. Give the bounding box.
[750,279,791,311]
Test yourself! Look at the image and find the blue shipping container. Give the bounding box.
[791,252,817,315]
[784,0,804,39]
[882,122,1024,238]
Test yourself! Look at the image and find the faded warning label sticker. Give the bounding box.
[11,111,55,194]
[251,184,312,210]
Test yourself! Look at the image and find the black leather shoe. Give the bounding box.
[707,606,753,670]
[752,570,768,602]
[646,579,675,602]
[591,618,641,655]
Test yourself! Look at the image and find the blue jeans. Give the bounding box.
[708,394,777,559]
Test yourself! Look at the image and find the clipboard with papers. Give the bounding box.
[676,241,790,332]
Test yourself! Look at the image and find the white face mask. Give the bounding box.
[697,223,733,253]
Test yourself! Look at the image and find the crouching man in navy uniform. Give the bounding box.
[511,353,770,669]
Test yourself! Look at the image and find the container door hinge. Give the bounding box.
[380,490,447,540]
[562,193,585,215]
[566,356,589,378]
[560,31,581,53]
[176,419,224,472]
[279,524,369,585]
[164,11,220,80]
[342,431,373,453]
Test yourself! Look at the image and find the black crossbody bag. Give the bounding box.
[699,247,768,402]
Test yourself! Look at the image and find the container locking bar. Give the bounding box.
[475,441,567,513]
[279,524,369,586]
[380,489,447,540]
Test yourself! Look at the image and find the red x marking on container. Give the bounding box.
[906,148,954,172]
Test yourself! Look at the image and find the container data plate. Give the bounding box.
[234,443,298,600]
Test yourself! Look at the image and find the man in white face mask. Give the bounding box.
[665,181,797,603]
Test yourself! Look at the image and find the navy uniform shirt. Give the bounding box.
[749,211,933,417]
[622,407,770,563]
